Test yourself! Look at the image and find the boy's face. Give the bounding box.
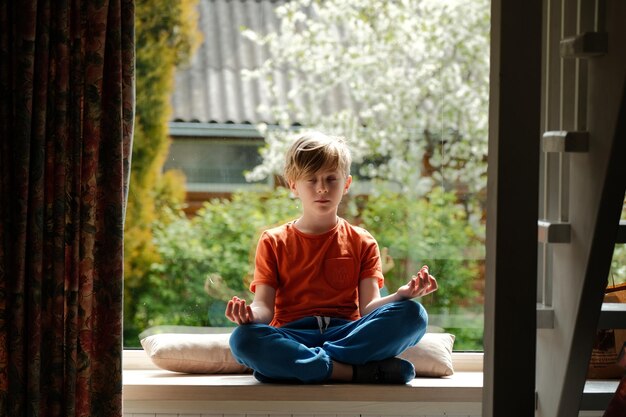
[289,168,352,217]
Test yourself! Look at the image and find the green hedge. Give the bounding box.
[125,187,485,350]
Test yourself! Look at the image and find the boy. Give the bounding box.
[225,131,438,384]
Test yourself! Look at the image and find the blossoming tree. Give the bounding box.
[243,0,490,199]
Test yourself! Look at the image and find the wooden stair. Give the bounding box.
[534,1,626,413]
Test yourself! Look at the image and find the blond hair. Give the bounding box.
[283,132,352,182]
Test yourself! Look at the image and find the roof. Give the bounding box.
[170,0,351,127]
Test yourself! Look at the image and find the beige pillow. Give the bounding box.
[141,332,251,374]
[400,332,455,377]
[140,329,455,377]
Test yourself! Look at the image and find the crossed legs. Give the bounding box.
[229,300,428,383]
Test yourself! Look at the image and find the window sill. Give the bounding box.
[122,350,484,415]
[123,370,483,415]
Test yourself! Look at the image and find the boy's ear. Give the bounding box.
[343,175,353,194]
[288,179,299,196]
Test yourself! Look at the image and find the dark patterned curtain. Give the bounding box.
[0,0,134,416]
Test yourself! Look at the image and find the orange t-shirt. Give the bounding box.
[250,217,384,327]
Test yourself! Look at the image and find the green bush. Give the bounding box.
[126,188,300,345]
[357,187,485,350]
[126,186,485,349]
[124,0,200,344]
[357,187,483,310]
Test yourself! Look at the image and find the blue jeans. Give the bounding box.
[229,300,428,383]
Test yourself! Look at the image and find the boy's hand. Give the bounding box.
[397,265,438,299]
[225,296,255,325]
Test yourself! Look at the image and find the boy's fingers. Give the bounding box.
[246,305,254,323]
[426,277,438,294]
[241,301,252,323]
[225,297,255,325]
[239,301,249,319]
[236,301,246,320]
[419,273,428,288]
[226,297,238,315]
[241,303,249,321]
[231,302,240,320]
[416,275,436,296]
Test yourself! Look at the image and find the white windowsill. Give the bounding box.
[122,349,485,415]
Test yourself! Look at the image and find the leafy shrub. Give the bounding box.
[356,187,485,350]
[357,187,484,311]
[124,0,200,344]
[126,186,485,349]
[127,188,300,345]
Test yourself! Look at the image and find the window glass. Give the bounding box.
[124,0,489,352]
[609,201,626,286]
[163,138,267,191]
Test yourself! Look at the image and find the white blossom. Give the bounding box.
[243,0,490,197]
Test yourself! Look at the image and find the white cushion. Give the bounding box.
[141,328,455,377]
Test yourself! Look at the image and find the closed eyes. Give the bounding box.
[306,177,337,183]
